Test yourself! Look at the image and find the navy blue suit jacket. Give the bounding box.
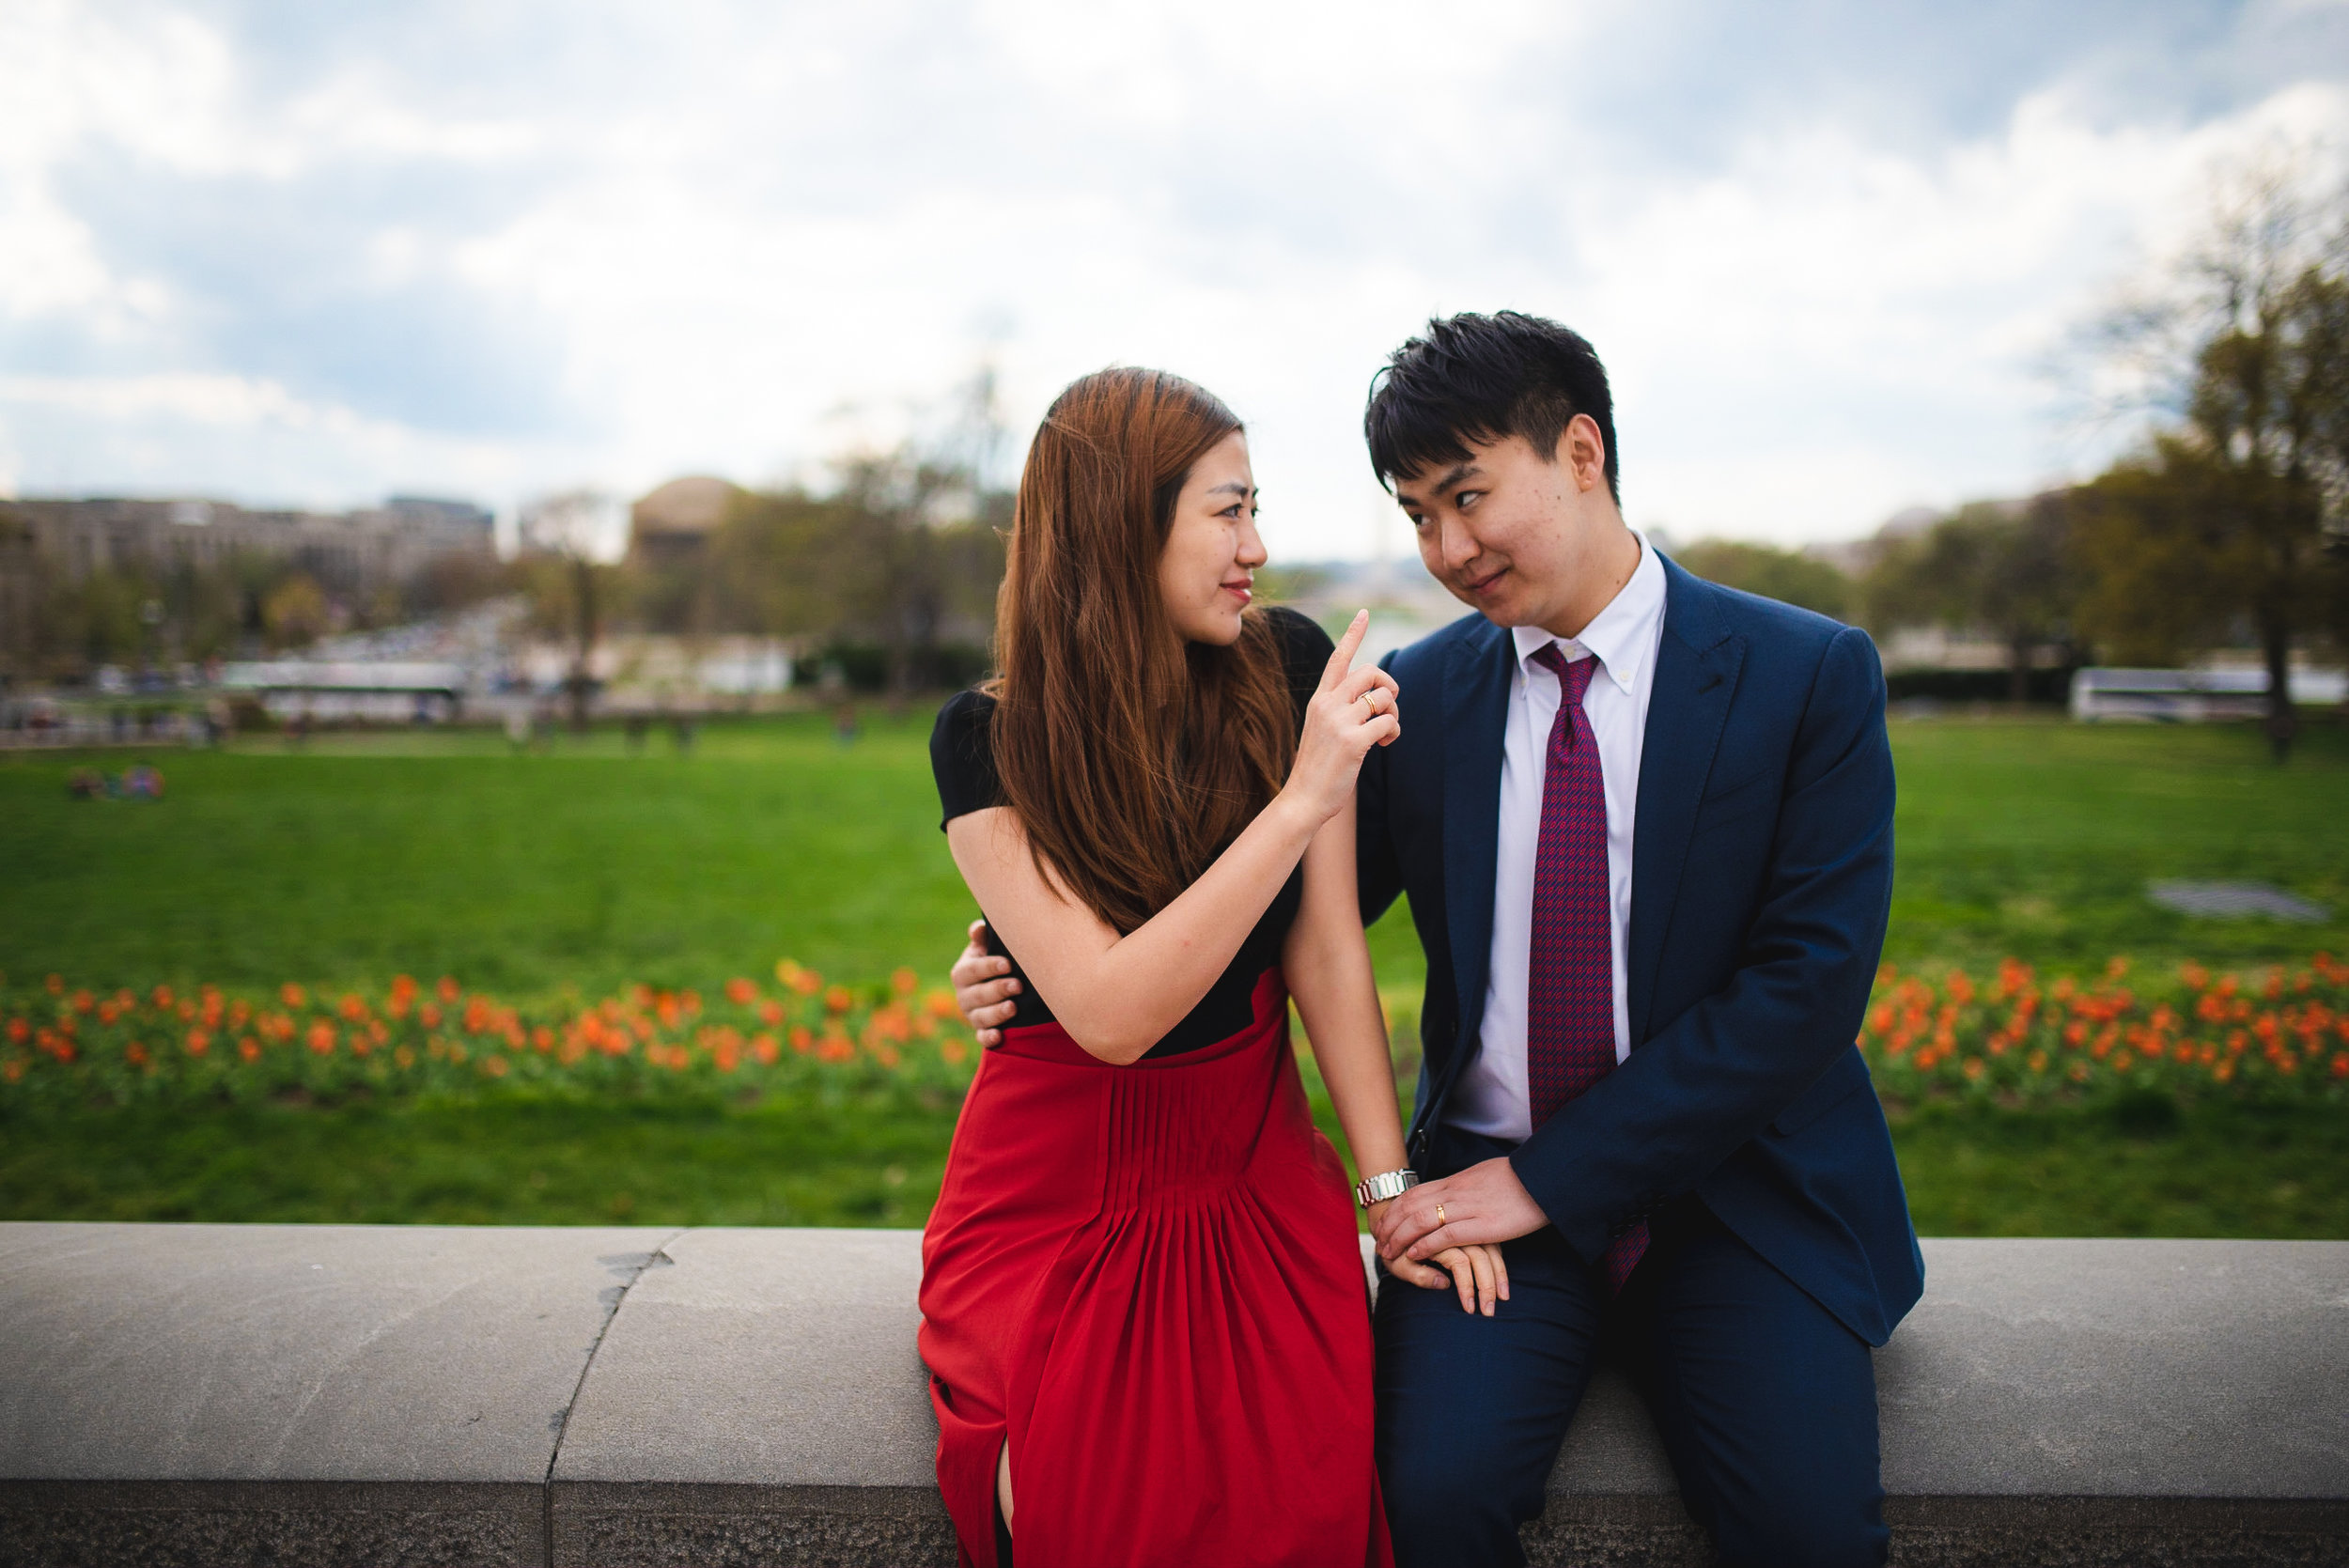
[1356,554,1924,1346]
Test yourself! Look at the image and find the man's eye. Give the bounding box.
[1457,490,1482,509]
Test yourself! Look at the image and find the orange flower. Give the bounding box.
[825,985,853,1014]
[725,977,757,1006]
[239,1036,261,1063]
[790,1025,814,1054]
[438,975,461,1002]
[306,1020,337,1055]
[941,1037,969,1066]
[759,999,785,1026]
[279,983,304,1008]
[751,1032,780,1066]
[185,1029,210,1057]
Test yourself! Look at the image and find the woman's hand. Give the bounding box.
[1367,1199,1509,1315]
[949,920,1019,1047]
[1282,610,1400,825]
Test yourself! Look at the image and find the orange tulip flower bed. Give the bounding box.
[1,960,981,1108]
[1859,954,2349,1106]
[7,952,2346,1111]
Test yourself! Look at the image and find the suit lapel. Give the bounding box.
[1628,559,1744,1047]
[1442,618,1513,1051]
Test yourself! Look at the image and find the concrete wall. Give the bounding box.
[3,1224,2343,1567]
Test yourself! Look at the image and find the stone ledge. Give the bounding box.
[2,1224,2343,1566]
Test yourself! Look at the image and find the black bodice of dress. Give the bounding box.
[928,606,1336,1060]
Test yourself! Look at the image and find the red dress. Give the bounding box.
[919,967,1392,1568]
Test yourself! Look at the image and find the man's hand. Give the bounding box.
[1374,1157,1551,1264]
[950,920,1021,1047]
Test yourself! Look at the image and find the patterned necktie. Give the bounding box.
[1526,642,1648,1294]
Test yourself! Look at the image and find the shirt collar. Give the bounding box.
[1510,532,1666,697]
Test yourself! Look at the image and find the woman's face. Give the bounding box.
[1156,430,1266,646]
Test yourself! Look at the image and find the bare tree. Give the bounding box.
[2078,151,2349,758]
[518,490,628,731]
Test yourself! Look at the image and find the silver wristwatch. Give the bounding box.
[1354,1168,1419,1208]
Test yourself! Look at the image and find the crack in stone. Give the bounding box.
[540,1233,683,1566]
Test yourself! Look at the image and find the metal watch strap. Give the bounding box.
[1354,1168,1419,1207]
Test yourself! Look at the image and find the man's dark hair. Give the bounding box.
[1364,311,1620,505]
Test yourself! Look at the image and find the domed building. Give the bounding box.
[629,476,744,569]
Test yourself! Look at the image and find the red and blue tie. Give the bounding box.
[1527,643,1648,1294]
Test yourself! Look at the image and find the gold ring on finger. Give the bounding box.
[1435,1203,1446,1225]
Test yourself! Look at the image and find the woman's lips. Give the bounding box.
[1222,581,1252,603]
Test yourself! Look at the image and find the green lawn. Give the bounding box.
[7,712,2343,1001]
[0,714,974,998]
[1883,717,2349,973]
[3,711,2344,1236]
[5,1081,2340,1239]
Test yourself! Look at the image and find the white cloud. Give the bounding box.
[0,0,2344,558]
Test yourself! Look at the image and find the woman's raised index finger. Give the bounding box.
[1318,610,1370,691]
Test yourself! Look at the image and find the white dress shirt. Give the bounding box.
[1446,535,1668,1142]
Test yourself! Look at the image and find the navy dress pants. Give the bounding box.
[1376,1131,1888,1568]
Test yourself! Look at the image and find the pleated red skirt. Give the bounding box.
[919,967,1392,1568]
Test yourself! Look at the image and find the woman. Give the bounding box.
[922,367,1506,1568]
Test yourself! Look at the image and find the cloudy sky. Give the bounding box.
[4,0,2346,558]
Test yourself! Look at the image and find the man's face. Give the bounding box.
[1389,418,1607,631]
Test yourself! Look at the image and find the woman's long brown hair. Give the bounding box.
[988,368,1297,936]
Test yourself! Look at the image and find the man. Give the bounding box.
[954,312,1921,1567]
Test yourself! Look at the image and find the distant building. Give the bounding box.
[629,476,743,569]
[2,494,494,598]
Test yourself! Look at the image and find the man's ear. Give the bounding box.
[1558,414,1608,494]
